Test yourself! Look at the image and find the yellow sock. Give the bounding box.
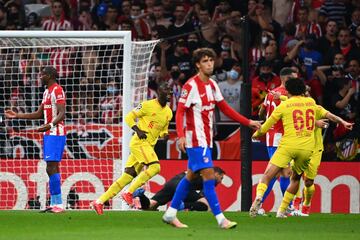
[98,173,134,203]
[127,163,160,193]
[279,191,295,212]
[303,184,315,206]
[295,184,302,198]
[256,183,268,198]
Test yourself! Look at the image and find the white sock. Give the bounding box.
[165,207,178,218]
[96,199,103,204]
[215,213,225,225]
[55,204,63,209]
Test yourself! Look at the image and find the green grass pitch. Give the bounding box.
[0,211,358,240]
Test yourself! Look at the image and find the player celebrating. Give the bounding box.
[91,82,173,214]
[257,68,296,214]
[162,48,262,229]
[250,78,353,218]
[5,66,66,213]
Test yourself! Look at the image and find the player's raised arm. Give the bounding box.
[216,100,262,130]
[5,104,44,120]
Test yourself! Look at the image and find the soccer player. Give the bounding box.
[276,87,353,216]
[91,82,173,214]
[162,48,262,229]
[5,66,66,213]
[133,166,225,211]
[250,77,353,218]
[257,67,296,214]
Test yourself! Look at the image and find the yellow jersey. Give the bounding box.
[254,96,328,151]
[125,99,173,147]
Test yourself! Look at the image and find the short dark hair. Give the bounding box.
[285,77,306,96]
[214,166,225,175]
[192,48,216,66]
[42,66,58,79]
[280,67,296,76]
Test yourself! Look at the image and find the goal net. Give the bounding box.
[0,31,158,210]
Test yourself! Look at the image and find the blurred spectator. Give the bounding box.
[25,12,41,30]
[272,0,294,26]
[216,62,242,140]
[186,33,202,55]
[346,59,360,101]
[166,39,192,78]
[168,64,183,115]
[152,2,171,28]
[117,0,131,25]
[42,0,72,30]
[100,80,122,124]
[130,3,151,40]
[349,8,360,37]
[6,1,25,29]
[295,6,322,39]
[0,5,6,29]
[251,60,281,117]
[100,4,119,30]
[260,45,283,75]
[298,34,323,79]
[73,8,92,30]
[198,8,219,48]
[280,23,296,57]
[319,0,347,25]
[317,20,339,65]
[355,25,360,48]
[167,4,194,42]
[224,10,242,58]
[336,27,360,62]
[329,77,357,139]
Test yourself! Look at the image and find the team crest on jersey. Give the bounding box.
[203,157,209,163]
[181,89,188,98]
[135,103,142,111]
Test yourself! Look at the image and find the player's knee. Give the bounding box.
[147,163,160,175]
[125,167,137,178]
[304,179,314,187]
[291,173,302,181]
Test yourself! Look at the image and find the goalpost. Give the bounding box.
[0,31,158,210]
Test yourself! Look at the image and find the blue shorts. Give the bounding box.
[267,146,278,159]
[186,147,213,172]
[43,135,66,162]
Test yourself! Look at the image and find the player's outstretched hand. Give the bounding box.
[341,120,354,130]
[315,119,329,129]
[37,124,51,132]
[136,129,148,139]
[248,120,262,130]
[5,110,17,119]
[178,137,186,153]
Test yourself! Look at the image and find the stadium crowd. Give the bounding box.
[0,0,359,161]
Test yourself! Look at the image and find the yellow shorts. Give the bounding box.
[270,146,313,175]
[126,143,159,170]
[304,149,323,180]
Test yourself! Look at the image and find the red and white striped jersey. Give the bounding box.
[41,83,66,136]
[42,17,72,31]
[262,86,287,147]
[178,75,224,148]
